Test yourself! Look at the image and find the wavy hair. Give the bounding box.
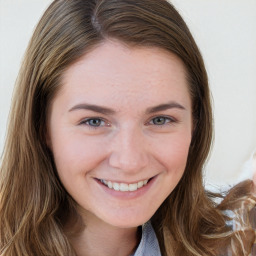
[0,0,254,255]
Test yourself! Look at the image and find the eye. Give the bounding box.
[149,116,176,126]
[87,118,103,127]
[79,118,109,128]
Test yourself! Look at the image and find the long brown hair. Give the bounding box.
[0,0,254,255]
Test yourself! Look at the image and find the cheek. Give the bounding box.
[162,135,191,193]
[155,133,191,171]
[51,133,108,177]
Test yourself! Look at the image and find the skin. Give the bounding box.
[47,40,193,256]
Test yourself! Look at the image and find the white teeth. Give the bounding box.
[99,179,150,192]
[107,181,113,189]
[113,182,120,191]
[120,183,129,192]
[129,183,138,191]
[143,180,148,185]
[137,181,144,188]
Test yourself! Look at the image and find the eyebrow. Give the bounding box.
[69,104,116,115]
[69,101,186,115]
[145,102,186,114]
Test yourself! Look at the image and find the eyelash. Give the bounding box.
[148,116,176,126]
[79,116,177,129]
[79,118,109,129]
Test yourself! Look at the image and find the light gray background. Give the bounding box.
[1,0,256,189]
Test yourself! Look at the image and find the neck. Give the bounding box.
[65,211,141,256]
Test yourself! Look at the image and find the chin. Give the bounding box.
[101,210,155,229]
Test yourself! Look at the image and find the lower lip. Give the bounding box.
[95,176,157,200]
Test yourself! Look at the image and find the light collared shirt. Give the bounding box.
[131,221,162,256]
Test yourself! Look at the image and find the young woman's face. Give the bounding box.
[47,41,193,228]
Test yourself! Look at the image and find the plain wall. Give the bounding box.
[0,0,256,189]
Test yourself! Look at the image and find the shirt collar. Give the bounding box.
[131,221,162,256]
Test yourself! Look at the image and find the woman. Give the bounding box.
[0,0,255,255]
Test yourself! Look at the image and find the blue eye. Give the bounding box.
[150,116,175,125]
[80,118,106,128]
[87,119,103,127]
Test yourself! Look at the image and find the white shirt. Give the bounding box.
[131,221,162,256]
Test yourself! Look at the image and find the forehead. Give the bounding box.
[58,40,191,111]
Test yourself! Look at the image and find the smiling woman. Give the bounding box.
[47,42,192,232]
[0,0,255,256]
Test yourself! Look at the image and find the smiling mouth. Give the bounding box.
[97,178,153,192]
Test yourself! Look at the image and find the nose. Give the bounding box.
[108,126,149,173]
